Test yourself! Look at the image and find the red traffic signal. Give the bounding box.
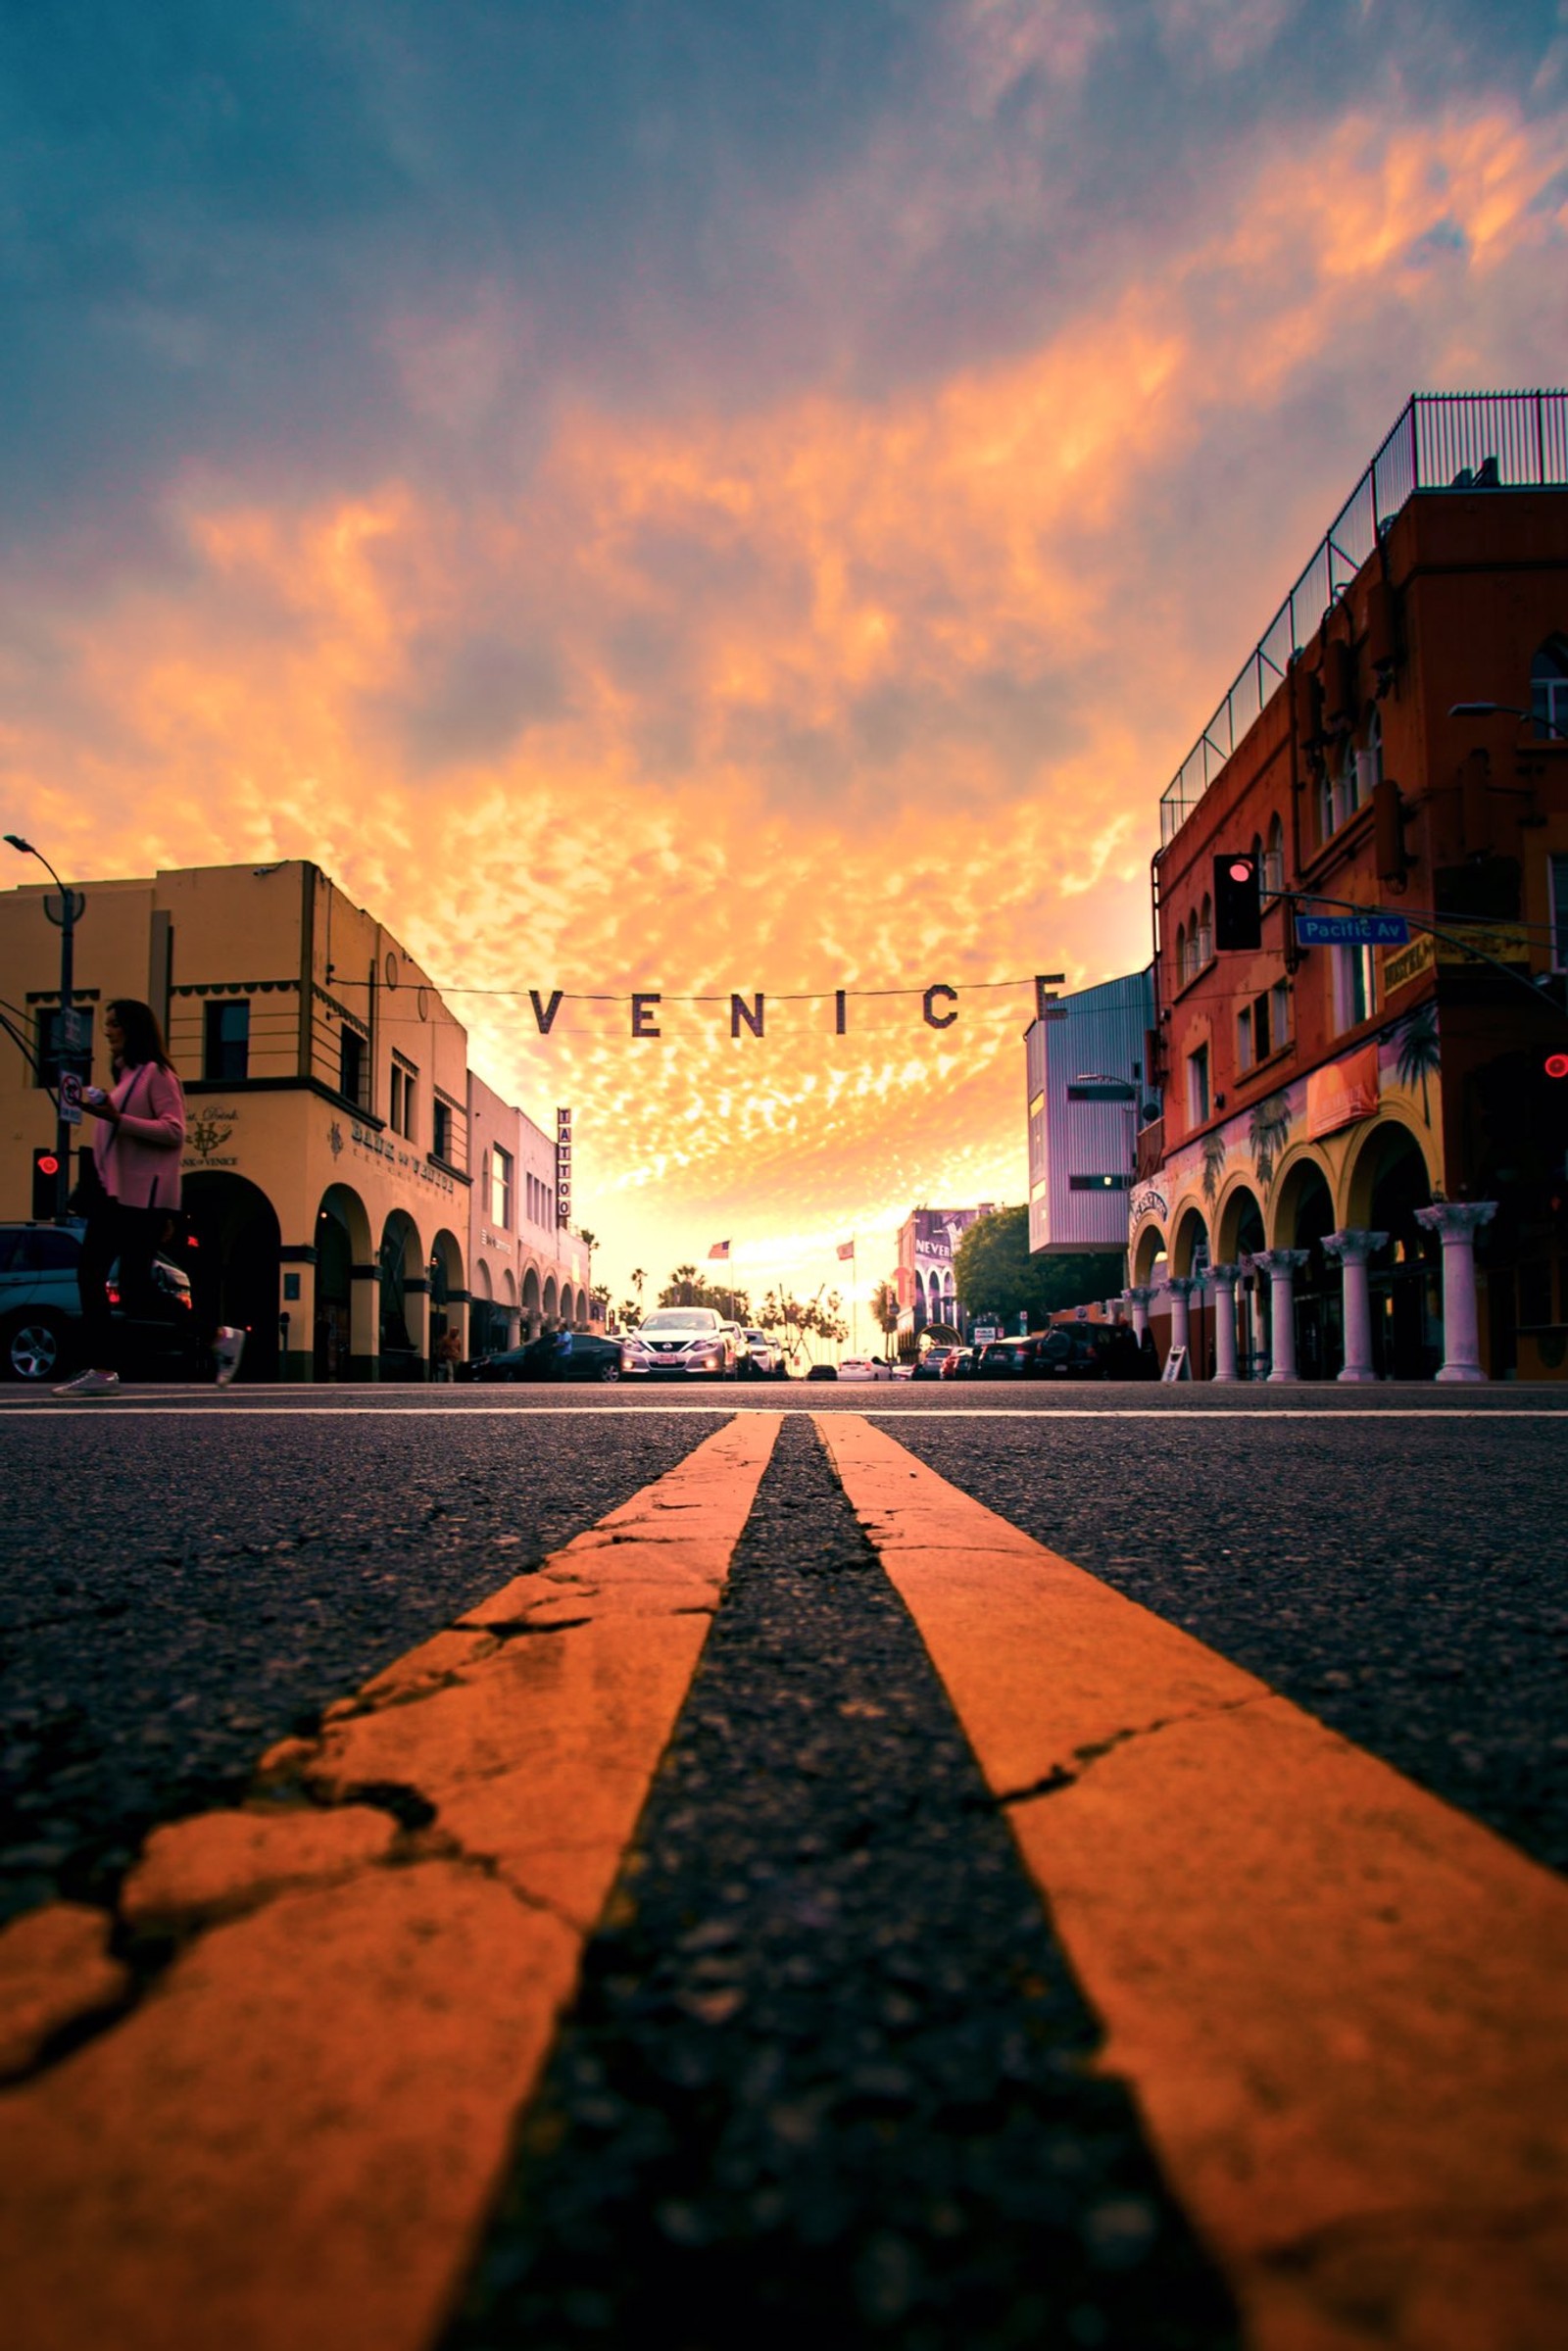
[1545,1053,1568,1080]
[31,1146,63,1219]
[1213,851,1262,951]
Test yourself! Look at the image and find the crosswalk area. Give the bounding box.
[1,1409,1564,2351]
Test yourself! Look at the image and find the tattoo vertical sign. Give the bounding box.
[556,1106,571,1228]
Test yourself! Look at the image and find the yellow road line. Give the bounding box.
[816,1411,1568,2351]
[0,1412,781,2351]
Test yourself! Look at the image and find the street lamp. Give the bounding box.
[1449,701,1568,741]
[5,835,80,1219]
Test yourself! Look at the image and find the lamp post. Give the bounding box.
[4,835,80,1220]
[1448,701,1567,742]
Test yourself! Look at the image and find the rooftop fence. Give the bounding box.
[1157,391,1568,850]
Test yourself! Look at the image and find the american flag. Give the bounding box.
[708,1240,731,1260]
[837,1240,855,1260]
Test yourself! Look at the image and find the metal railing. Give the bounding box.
[1158,391,1568,849]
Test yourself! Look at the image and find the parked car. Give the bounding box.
[741,1328,777,1377]
[939,1347,978,1380]
[837,1355,894,1381]
[0,1219,199,1384]
[720,1320,756,1376]
[977,1326,1145,1382]
[472,1331,624,1384]
[621,1308,738,1381]
[910,1347,955,1382]
[805,1361,838,1381]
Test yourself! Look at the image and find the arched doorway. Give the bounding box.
[1171,1206,1210,1376]
[1347,1121,1439,1379]
[470,1258,501,1357]
[183,1172,282,1383]
[521,1263,542,1339]
[543,1273,559,1326]
[379,1209,424,1381]
[314,1183,369,1382]
[1217,1182,1267,1378]
[429,1226,465,1368]
[1275,1156,1339,1380]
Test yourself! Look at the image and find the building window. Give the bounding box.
[1334,941,1377,1030]
[1264,812,1286,898]
[1068,1173,1131,1191]
[1187,1043,1210,1125]
[490,1144,514,1230]
[1532,638,1568,742]
[1175,921,1189,986]
[432,1100,452,1162]
[1551,855,1568,970]
[1237,1004,1253,1073]
[1269,979,1291,1052]
[1029,1090,1045,1119]
[339,1025,366,1107]
[389,1058,416,1141]
[202,999,250,1082]
[1197,895,1213,966]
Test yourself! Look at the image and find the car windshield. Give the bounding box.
[640,1311,719,1333]
[744,1331,766,1344]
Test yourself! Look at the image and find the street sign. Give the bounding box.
[59,1007,89,1051]
[973,1324,1001,1343]
[58,1072,82,1126]
[1295,911,1410,949]
[1160,1344,1190,1384]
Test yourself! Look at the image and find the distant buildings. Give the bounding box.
[0,860,594,1379]
[1023,969,1154,1256]
[1109,390,1568,1381]
[894,1203,996,1346]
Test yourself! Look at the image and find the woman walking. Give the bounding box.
[54,999,243,1395]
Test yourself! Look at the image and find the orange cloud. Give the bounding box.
[1,98,1561,1304]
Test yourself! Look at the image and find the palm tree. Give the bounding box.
[1201,1132,1227,1205]
[1394,1004,1440,1126]
[1250,1091,1293,1190]
[577,1228,598,1314]
[869,1279,900,1349]
[629,1266,647,1314]
[669,1262,698,1305]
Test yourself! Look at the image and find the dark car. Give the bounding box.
[472,1332,623,1384]
[910,1347,955,1382]
[0,1220,199,1384]
[805,1362,838,1381]
[939,1347,978,1380]
[978,1326,1144,1382]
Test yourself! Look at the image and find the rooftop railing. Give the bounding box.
[1157,391,1568,850]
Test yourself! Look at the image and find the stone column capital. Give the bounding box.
[1207,1261,1241,1288]
[1164,1275,1202,1300]
[1253,1248,1310,1277]
[1415,1201,1497,1241]
[1122,1285,1156,1307]
[1323,1229,1389,1268]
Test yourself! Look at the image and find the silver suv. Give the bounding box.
[0,1221,196,1383]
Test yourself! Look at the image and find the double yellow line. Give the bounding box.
[1,1412,1564,2351]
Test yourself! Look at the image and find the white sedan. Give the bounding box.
[621,1308,737,1381]
[836,1355,895,1381]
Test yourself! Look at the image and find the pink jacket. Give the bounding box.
[93,1059,187,1210]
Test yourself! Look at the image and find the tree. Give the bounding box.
[953,1206,1123,1328]
[869,1279,900,1347]
[1394,1003,1440,1127]
[657,1271,752,1320]
[629,1267,648,1314]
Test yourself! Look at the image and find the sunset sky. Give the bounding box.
[3,2,1565,1314]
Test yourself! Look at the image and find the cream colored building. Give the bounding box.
[0,860,592,1379]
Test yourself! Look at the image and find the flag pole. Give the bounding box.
[851,1236,858,1357]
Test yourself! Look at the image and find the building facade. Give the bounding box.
[0,860,592,1379]
[1128,390,1568,1381]
[1025,968,1155,1256]
[894,1203,997,1346]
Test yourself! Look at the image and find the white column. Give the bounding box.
[1324,1229,1388,1384]
[1415,1201,1496,1383]
[1255,1249,1309,1384]
[1240,1256,1268,1378]
[1122,1285,1155,1341]
[1208,1262,1241,1383]
[1165,1275,1200,1367]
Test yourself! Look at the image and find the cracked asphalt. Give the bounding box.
[0,1413,702,1921]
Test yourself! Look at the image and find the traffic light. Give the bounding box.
[1213,852,1262,951]
[31,1148,61,1219]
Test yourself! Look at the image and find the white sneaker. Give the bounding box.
[54,1367,121,1396]
[214,1326,246,1387]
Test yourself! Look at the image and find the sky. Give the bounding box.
[2,1,1565,1317]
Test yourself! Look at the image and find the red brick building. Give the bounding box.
[1129,392,1568,1380]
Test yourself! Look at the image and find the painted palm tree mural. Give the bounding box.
[1201,1131,1227,1205]
[1394,1003,1441,1126]
[1250,1091,1293,1191]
